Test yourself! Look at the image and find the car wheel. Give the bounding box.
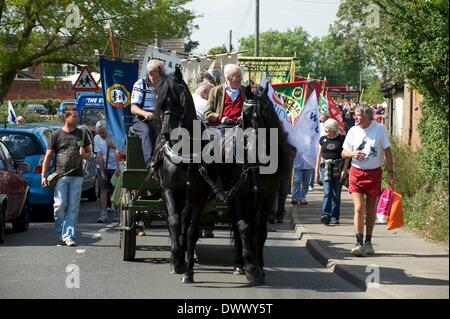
[0,205,6,244]
[12,201,29,232]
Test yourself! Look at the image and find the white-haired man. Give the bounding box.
[130,59,165,169]
[193,82,215,122]
[204,64,246,125]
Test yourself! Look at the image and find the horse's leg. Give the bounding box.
[230,205,244,275]
[234,193,263,283]
[181,205,201,283]
[163,188,185,274]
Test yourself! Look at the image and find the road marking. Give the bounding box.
[76,249,86,254]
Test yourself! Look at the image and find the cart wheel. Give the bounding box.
[119,190,136,261]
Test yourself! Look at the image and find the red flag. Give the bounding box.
[327,94,346,135]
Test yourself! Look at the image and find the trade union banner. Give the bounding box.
[238,56,296,85]
[272,81,308,121]
[99,56,139,152]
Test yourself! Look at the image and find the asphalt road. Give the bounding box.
[0,199,376,299]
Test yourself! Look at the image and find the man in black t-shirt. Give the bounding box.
[41,110,91,246]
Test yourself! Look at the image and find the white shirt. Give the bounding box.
[343,121,390,170]
[193,93,207,121]
[94,134,117,170]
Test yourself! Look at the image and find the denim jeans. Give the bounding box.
[53,176,83,241]
[292,168,312,201]
[320,166,343,220]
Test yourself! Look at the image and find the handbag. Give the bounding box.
[376,188,394,223]
[46,172,61,189]
[387,190,404,230]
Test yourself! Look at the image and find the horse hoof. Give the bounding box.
[244,265,264,284]
[181,274,194,283]
[171,264,186,274]
[233,267,245,275]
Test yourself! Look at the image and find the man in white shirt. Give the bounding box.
[193,82,215,122]
[94,120,120,223]
[342,104,394,257]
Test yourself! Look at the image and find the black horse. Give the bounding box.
[220,84,292,284]
[154,67,210,283]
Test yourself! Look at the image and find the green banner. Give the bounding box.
[238,57,295,85]
[273,82,306,120]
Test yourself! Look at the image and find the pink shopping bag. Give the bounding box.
[376,188,394,223]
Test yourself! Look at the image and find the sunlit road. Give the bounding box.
[0,200,376,299]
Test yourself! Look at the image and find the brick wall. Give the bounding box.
[6,79,100,100]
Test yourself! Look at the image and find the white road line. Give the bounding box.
[76,249,86,254]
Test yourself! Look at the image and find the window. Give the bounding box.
[0,142,15,171]
[0,133,42,159]
[81,108,105,127]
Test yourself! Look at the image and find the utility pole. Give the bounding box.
[255,0,260,56]
[229,30,233,52]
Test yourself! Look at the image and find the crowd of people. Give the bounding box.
[42,60,394,258]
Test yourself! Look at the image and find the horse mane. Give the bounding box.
[156,69,198,133]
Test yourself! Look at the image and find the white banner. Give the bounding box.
[288,90,320,168]
[7,100,17,124]
[260,73,292,134]
[139,46,182,79]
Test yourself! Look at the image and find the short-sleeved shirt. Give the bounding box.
[94,134,117,170]
[47,128,91,176]
[343,121,390,170]
[131,78,158,111]
[320,134,345,160]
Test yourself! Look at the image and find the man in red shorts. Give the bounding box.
[342,104,394,257]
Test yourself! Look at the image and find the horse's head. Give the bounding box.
[157,67,197,140]
[242,84,271,129]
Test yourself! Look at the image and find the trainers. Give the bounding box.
[64,239,76,247]
[330,218,340,225]
[97,211,108,223]
[364,242,375,255]
[320,215,331,225]
[299,199,308,205]
[291,200,299,205]
[136,227,146,236]
[351,244,365,257]
[309,186,314,191]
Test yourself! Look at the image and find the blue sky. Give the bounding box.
[185,0,341,55]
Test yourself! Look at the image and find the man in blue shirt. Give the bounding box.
[130,59,165,169]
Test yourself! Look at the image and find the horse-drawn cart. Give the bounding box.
[117,131,229,261]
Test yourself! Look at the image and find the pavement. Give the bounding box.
[286,185,449,299]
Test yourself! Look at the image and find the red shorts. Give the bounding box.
[349,166,382,197]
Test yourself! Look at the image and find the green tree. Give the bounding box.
[335,0,449,183]
[362,77,384,104]
[207,45,228,56]
[0,0,197,104]
[238,27,314,75]
[238,26,368,86]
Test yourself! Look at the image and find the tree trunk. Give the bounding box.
[0,70,17,105]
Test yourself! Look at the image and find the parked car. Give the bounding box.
[26,122,98,201]
[26,104,49,115]
[0,140,30,243]
[57,100,76,115]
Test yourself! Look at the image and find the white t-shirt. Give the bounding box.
[193,93,207,121]
[343,121,390,170]
[94,134,117,170]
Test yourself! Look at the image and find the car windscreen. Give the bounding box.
[81,108,105,127]
[0,132,43,159]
